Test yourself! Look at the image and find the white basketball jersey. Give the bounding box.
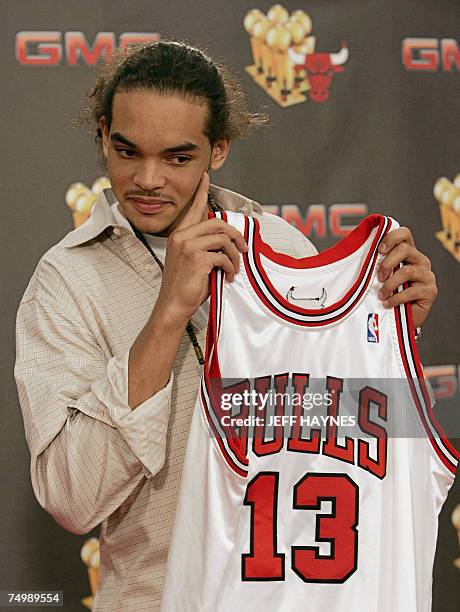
[160,212,458,612]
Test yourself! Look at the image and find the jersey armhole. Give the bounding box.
[201,215,249,478]
[392,285,459,475]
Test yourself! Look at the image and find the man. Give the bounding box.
[14,41,437,611]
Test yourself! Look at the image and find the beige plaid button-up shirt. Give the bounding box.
[14,183,317,611]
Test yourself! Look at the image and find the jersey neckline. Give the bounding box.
[240,213,391,327]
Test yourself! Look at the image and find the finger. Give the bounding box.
[175,172,210,230]
[208,251,237,282]
[193,234,241,274]
[380,285,421,309]
[377,243,430,281]
[175,218,248,253]
[379,285,435,327]
[378,267,434,300]
[378,227,415,255]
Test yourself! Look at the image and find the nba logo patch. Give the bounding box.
[367,313,379,343]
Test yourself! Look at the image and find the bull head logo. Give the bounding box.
[288,44,349,102]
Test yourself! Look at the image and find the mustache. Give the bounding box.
[125,190,174,201]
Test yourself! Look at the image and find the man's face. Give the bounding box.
[100,89,229,236]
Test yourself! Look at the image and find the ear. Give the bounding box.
[209,138,230,171]
[99,118,110,160]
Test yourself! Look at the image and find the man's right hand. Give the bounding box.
[155,172,249,324]
[128,172,248,408]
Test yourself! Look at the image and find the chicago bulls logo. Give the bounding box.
[243,7,348,106]
[288,44,349,102]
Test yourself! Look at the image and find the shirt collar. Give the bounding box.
[60,188,120,248]
[111,200,134,233]
[61,183,263,248]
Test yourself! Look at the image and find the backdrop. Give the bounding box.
[2,1,459,609]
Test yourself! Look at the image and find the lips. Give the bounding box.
[128,197,171,213]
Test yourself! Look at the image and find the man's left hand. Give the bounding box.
[377,227,438,329]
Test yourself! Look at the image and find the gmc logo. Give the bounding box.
[402,38,460,71]
[15,31,160,66]
[261,204,368,238]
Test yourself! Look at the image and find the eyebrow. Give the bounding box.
[110,132,200,153]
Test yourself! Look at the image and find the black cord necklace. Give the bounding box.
[129,193,222,366]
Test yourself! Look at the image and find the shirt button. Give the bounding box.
[144,263,154,272]
[113,227,122,236]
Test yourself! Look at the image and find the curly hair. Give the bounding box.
[75,39,269,153]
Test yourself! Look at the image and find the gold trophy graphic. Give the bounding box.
[65,177,111,228]
[244,5,316,107]
[433,173,460,262]
[80,537,100,610]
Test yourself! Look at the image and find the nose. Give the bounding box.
[132,159,167,191]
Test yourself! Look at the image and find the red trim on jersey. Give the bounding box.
[256,213,387,269]
[394,292,459,474]
[200,262,249,477]
[243,214,389,326]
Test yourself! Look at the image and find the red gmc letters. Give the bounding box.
[402,38,460,71]
[15,31,160,66]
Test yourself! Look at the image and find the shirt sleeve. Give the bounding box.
[106,349,174,480]
[14,274,173,535]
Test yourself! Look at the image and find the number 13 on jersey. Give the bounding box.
[242,472,359,583]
